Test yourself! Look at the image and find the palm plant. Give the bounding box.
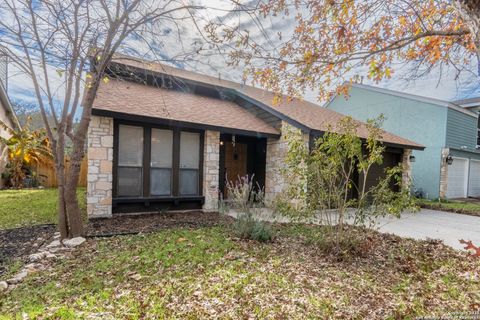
[0,117,52,188]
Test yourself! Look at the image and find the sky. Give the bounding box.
[3,0,480,111]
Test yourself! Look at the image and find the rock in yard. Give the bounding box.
[0,281,8,292]
[45,252,57,259]
[28,252,47,262]
[46,240,62,249]
[63,237,86,248]
[7,271,28,284]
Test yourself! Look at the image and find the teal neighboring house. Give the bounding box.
[327,84,480,199]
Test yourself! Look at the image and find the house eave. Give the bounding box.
[92,108,281,139]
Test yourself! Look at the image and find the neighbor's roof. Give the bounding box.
[453,97,480,109]
[0,78,20,130]
[94,78,280,136]
[347,83,478,118]
[98,55,423,149]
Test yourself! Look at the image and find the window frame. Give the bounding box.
[116,124,144,197]
[113,120,204,200]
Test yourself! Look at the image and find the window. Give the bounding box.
[115,123,203,199]
[117,125,143,197]
[179,132,200,195]
[150,129,173,196]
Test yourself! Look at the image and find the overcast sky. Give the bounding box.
[4,0,480,109]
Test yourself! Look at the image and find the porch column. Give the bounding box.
[265,121,309,203]
[203,130,220,211]
[401,148,413,188]
[87,115,113,218]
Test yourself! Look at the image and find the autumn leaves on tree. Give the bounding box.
[207,0,480,102]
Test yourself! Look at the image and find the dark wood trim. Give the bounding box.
[199,131,204,197]
[93,108,280,139]
[113,119,205,208]
[310,129,425,151]
[113,196,204,204]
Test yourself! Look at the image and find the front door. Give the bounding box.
[224,142,248,197]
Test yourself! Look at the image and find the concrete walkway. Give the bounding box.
[227,209,480,251]
[373,209,480,250]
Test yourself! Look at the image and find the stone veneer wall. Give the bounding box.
[265,121,309,202]
[87,116,113,218]
[401,148,413,187]
[203,130,220,211]
[439,148,450,198]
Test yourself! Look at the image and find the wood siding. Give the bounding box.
[446,108,478,150]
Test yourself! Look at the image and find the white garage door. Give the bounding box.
[446,157,468,199]
[468,160,480,197]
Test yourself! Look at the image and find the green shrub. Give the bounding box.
[232,213,273,242]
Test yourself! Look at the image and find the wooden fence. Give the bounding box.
[34,156,88,188]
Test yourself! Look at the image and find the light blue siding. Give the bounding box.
[328,87,448,198]
[446,108,478,151]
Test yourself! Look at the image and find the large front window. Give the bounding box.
[115,123,202,198]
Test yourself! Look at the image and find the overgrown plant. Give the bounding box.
[223,175,272,242]
[0,118,52,188]
[276,116,418,244]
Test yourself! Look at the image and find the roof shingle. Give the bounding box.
[93,79,280,136]
[99,55,423,149]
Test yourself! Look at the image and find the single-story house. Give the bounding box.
[87,56,423,218]
[327,83,480,199]
[0,56,20,188]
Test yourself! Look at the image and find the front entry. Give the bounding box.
[224,142,248,194]
[219,134,266,199]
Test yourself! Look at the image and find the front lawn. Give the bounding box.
[1,224,478,319]
[418,198,480,216]
[0,188,86,230]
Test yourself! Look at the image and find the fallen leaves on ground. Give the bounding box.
[1,224,479,319]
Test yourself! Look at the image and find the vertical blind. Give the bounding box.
[150,129,173,196]
[179,132,200,195]
[117,125,144,197]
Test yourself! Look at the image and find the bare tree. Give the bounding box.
[0,0,201,238]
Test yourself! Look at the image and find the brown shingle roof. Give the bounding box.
[93,78,280,136]
[106,55,423,149]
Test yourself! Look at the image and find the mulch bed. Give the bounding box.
[0,211,232,275]
[86,211,233,237]
[0,224,57,275]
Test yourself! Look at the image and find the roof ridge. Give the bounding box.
[349,83,477,117]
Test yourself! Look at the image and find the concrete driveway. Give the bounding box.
[228,208,480,251]
[373,209,480,250]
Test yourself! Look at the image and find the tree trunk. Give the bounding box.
[454,0,480,73]
[55,138,69,239]
[64,146,86,238]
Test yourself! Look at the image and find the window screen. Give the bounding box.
[179,132,200,195]
[150,129,173,196]
[117,125,143,197]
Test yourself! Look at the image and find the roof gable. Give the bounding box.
[347,83,477,118]
[100,55,423,149]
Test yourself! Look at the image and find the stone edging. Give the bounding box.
[0,234,86,293]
